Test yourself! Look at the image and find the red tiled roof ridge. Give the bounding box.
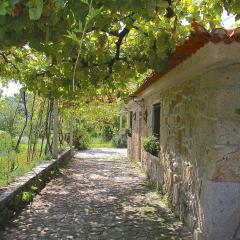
[132,23,240,96]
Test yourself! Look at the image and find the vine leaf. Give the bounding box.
[80,0,89,4]
[0,1,9,15]
[54,0,65,10]
[88,7,103,19]
[9,0,21,6]
[27,0,43,20]
[75,21,83,33]
[66,31,80,44]
[156,0,169,8]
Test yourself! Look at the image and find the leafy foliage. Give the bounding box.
[73,128,90,150]
[0,130,12,151]
[143,135,160,157]
[0,0,239,188]
[112,134,127,149]
[0,0,239,101]
[125,128,132,137]
[0,91,71,188]
[0,95,22,136]
[27,0,44,20]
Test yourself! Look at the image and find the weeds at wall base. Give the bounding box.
[128,158,178,217]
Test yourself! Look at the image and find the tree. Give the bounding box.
[0,0,239,101]
[0,0,239,160]
[0,95,22,136]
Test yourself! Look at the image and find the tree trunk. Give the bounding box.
[45,99,53,155]
[27,94,36,162]
[59,117,64,146]
[40,100,49,157]
[15,90,28,152]
[31,99,46,161]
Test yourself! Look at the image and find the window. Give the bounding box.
[143,109,148,123]
[152,103,161,139]
[129,111,133,129]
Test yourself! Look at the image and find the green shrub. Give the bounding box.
[0,130,12,152]
[73,128,90,150]
[102,125,113,141]
[112,134,127,148]
[143,135,160,157]
[90,136,113,148]
[125,128,132,137]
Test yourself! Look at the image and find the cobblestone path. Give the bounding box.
[0,148,192,240]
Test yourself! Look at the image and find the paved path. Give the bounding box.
[0,148,192,240]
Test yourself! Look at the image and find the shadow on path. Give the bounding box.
[0,148,192,240]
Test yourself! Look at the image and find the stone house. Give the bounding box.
[127,24,240,240]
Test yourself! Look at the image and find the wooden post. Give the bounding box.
[70,114,74,154]
[52,98,59,159]
[119,112,123,141]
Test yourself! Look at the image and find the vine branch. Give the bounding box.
[72,0,93,92]
[0,51,19,71]
[106,27,130,78]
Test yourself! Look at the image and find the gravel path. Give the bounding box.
[0,148,192,240]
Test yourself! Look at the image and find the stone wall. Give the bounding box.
[128,104,142,161]
[0,149,72,227]
[142,151,164,189]
[127,63,240,240]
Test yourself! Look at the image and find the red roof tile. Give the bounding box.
[132,23,240,96]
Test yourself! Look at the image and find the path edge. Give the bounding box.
[0,148,73,227]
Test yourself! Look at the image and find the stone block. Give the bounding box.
[193,228,203,240]
[216,120,240,145]
[172,183,180,206]
[200,63,240,88]
[212,149,240,182]
[215,87,240,120]
[199,180,240,240]
[233,226,240,240]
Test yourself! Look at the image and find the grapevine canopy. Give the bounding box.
[0,0,239,99]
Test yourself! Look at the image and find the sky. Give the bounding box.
[0,10,237,97]
[221,10,236,28]
[0,82,22,97]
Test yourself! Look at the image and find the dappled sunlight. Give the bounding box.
[89,174,110,181]
[74,148,127,159]
[1,148,192,240]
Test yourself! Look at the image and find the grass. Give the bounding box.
[128,158,145,174]
[0,134,70,189]
[144,179,174,211]
[89,137,113,148]
[128,158,174,211]
[0,143,51,188]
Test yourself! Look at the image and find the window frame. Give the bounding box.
[152,103,161,140]
[129,111,133,130]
